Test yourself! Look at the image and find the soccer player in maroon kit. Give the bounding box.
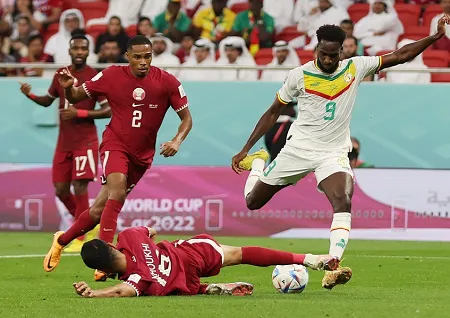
[44,35,193,281]
[20,34,111,252]
[73,227,340,297]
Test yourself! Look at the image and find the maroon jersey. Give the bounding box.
[117,227,191,296]
[82,65,189,166]
[48,66,107,151]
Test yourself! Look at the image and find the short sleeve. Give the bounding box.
[352,56,382,80]
[124,274,150,297]
[82,66,114,99]
[47,72,59,99]
[167,75,189,112]
[232,13,244,32]
[193,11,203,28]
[178,14,191,32]
[277,69,303,105]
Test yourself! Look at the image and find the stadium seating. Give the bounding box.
[255,48,273,65]
[86,25,107,40]
[275,25,305,42]
[423,50,449,67]
[422,4,442,28]
[126,25,137,37]
[348,4,370,23]
[42,23,59,43]
[230,3,249,14]
[399,25,429,41]
[296,50,315,63]
[73,0,108,22]
[394,4,421,26]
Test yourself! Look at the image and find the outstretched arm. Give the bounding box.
[19,82,54,107]
[73,281,137,298]
[59,101,111,121]
[380,15,449,70]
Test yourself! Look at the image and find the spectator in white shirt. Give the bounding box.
[263,0,294,32]
[149,33,181,75]
[354,0,404,55]
[385,38,431,84]
[179,38,218,81]
[217,35,258,81]
[44,9,96,64]
[295,0,349,50]
[86,0,143,28]
[261,40,300,82]
[429,0,450,51]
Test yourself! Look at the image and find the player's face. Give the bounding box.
[340,23,353,37]
[342,38,357,59]
[317,41,342,74]
[195,48,209,63]
[127,44,152,77]
[276,49,289,65]
[69,39,89,67]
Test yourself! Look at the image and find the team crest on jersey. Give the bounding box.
[344,73,353,83]
[133,88,146,101]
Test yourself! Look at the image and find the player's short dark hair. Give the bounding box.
[316,24,346,46]
[71,28,86,37]
[81,239,115,270]
[69,33,89,47]
[340,19,354,26]
[27,34,43,45]
[345,35,358,46]
[127,35,152,50]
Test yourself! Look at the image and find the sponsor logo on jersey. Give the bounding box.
[178,85,186,98]
[133,88,146,101]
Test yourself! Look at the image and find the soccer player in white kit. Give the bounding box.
[232,18,450,290]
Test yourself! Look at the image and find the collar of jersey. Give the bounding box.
[308,60,352,81]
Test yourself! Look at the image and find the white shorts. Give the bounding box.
[259,144,354,189]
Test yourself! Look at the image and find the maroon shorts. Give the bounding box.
[52,147,98,183]
[175,234,224,294]
[100,150,149,192]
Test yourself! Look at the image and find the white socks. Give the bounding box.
[329,212,351,260]
[244,158,265,198]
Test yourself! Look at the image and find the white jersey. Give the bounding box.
[277,56,382,152]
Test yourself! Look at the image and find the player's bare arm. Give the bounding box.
[19,82,54,107]
[380,15,450,70]
[58,68,89,104]
[160,108,193,157]
[59,101,112,121]
[73,281,137,298]
[232,98,286,174]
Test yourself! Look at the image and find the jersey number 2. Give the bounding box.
[132,110,142,128]
[324,102,336,121]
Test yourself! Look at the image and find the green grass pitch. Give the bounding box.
[1,232,450,318]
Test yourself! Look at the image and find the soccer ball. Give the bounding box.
[272,264,309,293]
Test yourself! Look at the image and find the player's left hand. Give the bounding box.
[160,140,180,157]
[60,106,78,120]
[73,282,94,298]
[436,14,450,38]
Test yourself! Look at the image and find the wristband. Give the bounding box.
[76,109,89,118]
[28,93,37,100]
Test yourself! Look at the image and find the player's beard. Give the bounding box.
[72,57,87,70]
[317,58,338,74]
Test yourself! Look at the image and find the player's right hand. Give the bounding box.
[73,282,94,298]
[19,82,31,96]
[58,68,75,89]
[231,150,247,174]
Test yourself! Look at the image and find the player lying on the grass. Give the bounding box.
[231,16,450,290]
[73,226,340,297]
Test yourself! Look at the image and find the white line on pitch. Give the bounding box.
[0,254,450,260]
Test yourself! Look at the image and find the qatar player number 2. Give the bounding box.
[324,102,336,121]
[132,110,142,128]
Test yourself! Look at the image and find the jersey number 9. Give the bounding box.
[324,102,336,121]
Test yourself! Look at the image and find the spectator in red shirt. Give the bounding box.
[32,0,62,30]
[175,34,194,63]
[20,33,54,76]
